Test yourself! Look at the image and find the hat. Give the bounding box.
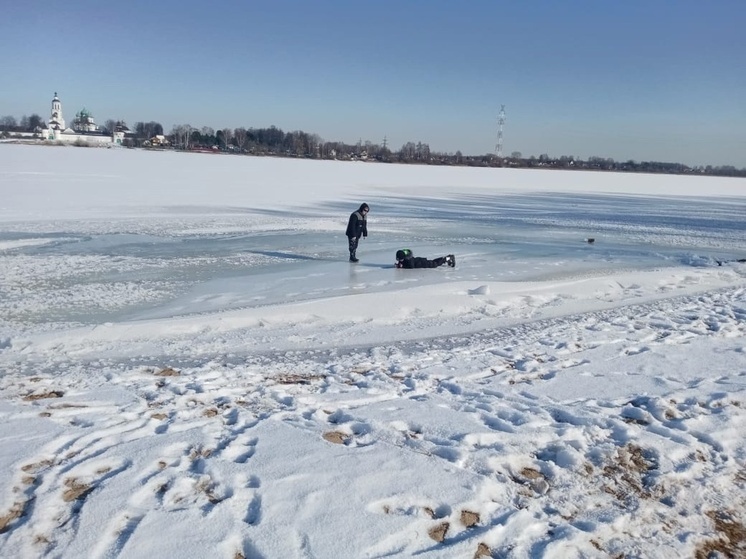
[360,203,369,212]
[395,249,412,260]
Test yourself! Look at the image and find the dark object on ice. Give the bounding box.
[716,258,746,266]
[395,249,455,269]
[586,238,595,244]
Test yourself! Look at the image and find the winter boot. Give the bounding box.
[349,254,359,263]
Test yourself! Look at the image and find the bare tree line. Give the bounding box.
[1,112,743,177]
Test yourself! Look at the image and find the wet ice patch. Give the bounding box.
[0,238,79,251]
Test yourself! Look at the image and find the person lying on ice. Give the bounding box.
[395,249,455,269]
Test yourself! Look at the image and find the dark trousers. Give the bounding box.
[416,256,446,268]
[348,236,359,257]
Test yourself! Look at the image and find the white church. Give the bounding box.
[40,92,130,145]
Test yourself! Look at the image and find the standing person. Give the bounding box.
[395,249,455,269]
[346,203,369,262]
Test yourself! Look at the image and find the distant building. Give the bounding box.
[148,134,170,146]
[48,92,66,131]
[72,108,101,133]
[40,92,131,145]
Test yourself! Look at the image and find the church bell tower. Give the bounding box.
[49,92,65,129]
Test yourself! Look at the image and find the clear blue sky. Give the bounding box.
[2,1,744,167]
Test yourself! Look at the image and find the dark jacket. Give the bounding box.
[346,204,368,238]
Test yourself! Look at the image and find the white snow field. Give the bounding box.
[0,143,745,558]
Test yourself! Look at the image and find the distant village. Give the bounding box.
[3,93,133,147]
[1,93,744,178]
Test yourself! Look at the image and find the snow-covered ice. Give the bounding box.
[1,144,745,558]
